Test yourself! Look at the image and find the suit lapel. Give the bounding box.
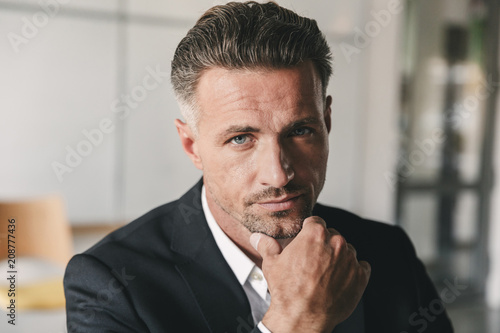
[169,180,255,333]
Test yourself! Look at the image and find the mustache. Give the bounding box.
[244,183,308,206]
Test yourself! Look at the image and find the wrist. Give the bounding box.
[262,305,337,333]
[262,305,297,333]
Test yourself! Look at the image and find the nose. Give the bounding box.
[257,139,294,188]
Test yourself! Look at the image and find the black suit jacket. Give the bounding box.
[64,180,453,332]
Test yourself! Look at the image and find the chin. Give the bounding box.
[241,212,305,239]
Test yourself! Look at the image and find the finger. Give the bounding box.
[328,232,347,250]
[250,233,282,259]
[347,243,357,257]
[303,216,327,228]
[327,227,341,236]
[300,217,329,243]
[359,260,371,276]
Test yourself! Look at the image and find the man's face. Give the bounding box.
[181,61,331,239]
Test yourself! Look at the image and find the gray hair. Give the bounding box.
[170,1,333,133]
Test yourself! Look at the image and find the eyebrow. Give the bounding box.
[284,117,321,132]
[217,126,260,142]
[217,116,322,141]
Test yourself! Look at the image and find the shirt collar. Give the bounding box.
[202,185,256,286]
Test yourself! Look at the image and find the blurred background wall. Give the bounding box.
[0,0,499,332]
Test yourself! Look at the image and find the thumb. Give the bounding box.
[250,233,282,260]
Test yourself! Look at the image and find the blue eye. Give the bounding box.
[291,127,312,136]
[230,135,248,145]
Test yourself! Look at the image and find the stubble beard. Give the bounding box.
[239,202,313,239]
[209,183,317,239]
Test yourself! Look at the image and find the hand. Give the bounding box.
[250,216,371,333]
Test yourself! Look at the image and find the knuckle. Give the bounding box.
[306,222,327,242]
[331,234,347,250]
[361,261,372,276]
[304,216,326,227]
[355,262,371,285]
[347,243,357,256]
[327,227,340,236]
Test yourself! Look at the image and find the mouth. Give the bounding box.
[256,194,302,212]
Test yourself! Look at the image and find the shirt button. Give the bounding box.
[251,272,263,281]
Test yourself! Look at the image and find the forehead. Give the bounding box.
[195,62,324,133]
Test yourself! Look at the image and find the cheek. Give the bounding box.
[291,142,328,176]
[227,156,256,184]
[202,150,257,194]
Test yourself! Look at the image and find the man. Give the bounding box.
[64,2,454,332]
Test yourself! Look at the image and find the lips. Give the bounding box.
[256,194,301,212]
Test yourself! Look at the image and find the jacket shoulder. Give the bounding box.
[86,200,178,253]
[313,203,421,276]
[313,203,409,246]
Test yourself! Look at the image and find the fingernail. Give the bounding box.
[250,233,261,250]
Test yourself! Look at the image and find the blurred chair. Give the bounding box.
[0,195,73,267]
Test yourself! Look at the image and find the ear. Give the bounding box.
[324,95,332,134]
[175,119,203,170]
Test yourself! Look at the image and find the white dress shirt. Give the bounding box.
[202,186,272,333]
